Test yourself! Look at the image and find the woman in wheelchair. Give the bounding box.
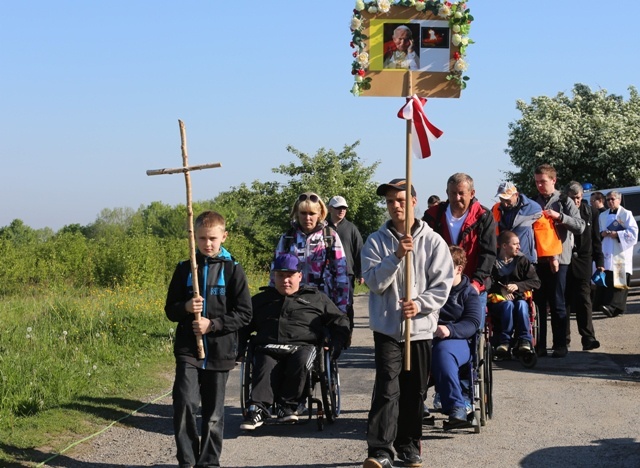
[239,254,350,431]
[488,231,541,357]
[432,246,483,429]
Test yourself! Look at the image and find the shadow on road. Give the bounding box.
[520,437,640,468]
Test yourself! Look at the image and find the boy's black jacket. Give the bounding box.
[165,249,252,371]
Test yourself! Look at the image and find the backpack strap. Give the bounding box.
[282,227,297,253]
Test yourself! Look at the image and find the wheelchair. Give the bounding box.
[240,338,340,431]
[428,323,492,433]
[471,323,493,432]
[486,291,539,368]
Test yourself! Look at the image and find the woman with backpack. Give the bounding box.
[269,192,350,313]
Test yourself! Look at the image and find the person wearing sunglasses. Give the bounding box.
[269,192,350,315]
[598,190,638,317]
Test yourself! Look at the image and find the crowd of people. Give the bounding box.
[161,165,636,468]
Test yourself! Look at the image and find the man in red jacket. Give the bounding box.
[422,172,497,321]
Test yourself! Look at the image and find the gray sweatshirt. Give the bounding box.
[362,219,454,342]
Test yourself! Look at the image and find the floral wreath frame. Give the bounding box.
[350,0,474,96]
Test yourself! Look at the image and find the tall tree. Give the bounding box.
[213,142,385,269]
[506,84,640,194]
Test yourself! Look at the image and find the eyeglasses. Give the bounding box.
[606,198,616,201]
[298,193,319,203]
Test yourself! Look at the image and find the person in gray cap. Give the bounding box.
[362,178,453,468]
[328,195,364,335]
[491,181,542,263]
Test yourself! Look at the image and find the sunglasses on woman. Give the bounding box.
[298,193,320,203]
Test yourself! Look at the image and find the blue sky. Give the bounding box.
[1,1,638,230]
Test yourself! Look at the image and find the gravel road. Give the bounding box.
[40,293,640,468]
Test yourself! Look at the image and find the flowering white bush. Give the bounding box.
[506,84,640,190]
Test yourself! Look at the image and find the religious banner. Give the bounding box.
[349,1,474,370]
[350,1,474,97]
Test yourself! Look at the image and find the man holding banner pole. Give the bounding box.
[361,178,453,468]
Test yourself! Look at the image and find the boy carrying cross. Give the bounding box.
[165,211,252,468]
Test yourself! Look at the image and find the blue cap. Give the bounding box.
[591,270,606,287]
[273,254,300,272]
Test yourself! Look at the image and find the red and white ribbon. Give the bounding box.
[397,95,443,159]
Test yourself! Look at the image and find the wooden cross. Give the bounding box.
[146,120,222,359]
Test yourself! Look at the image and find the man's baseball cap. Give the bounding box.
[495,181,518,199]
[272,254,300,272]
[376,178,416,197]
[328,196,348,208]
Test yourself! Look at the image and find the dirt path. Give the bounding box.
[41,293,640,468]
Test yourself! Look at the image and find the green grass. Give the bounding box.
[0,286,175,466]
[0,269,349,466]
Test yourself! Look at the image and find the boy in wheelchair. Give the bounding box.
[488,231,541,357]
[239,254,350,431]
[432,246,483,429]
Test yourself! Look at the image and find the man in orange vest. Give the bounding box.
[492,182,542,263]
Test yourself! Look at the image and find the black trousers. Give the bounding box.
[366,332,431,459]
[602,271,631,313]
[172,361,229,468]
[249,345,316,412]
[565,267,597,346]
[534,262,568,350]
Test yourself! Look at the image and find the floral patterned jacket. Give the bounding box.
[269,221,349,313]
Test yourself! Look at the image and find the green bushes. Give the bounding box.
[0,287,174,461]
[0,233,187,295]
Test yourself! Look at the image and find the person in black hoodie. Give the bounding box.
[239,253,350,431]
[432,246,483,430]
[165,211,252,468]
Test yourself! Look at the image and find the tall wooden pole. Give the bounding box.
[404,72,414,371]
[178,121,206,359]
[146,120,222,360]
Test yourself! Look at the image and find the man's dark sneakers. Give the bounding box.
[552,346,568,358]
[601,305,615,317]
[583,340,601,351]
[397,451,422,467]
[443,406,472,430]
[363,454,394,468]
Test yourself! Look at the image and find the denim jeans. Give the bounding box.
[477,291,487,330]
[489,299,531,344]
[172,361,229,468]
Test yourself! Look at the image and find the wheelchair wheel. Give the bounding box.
[484,337,493,421]
[320,350,340,423]
[327,351,341,417]
[478,332,487,427]
[239,350,253,418]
